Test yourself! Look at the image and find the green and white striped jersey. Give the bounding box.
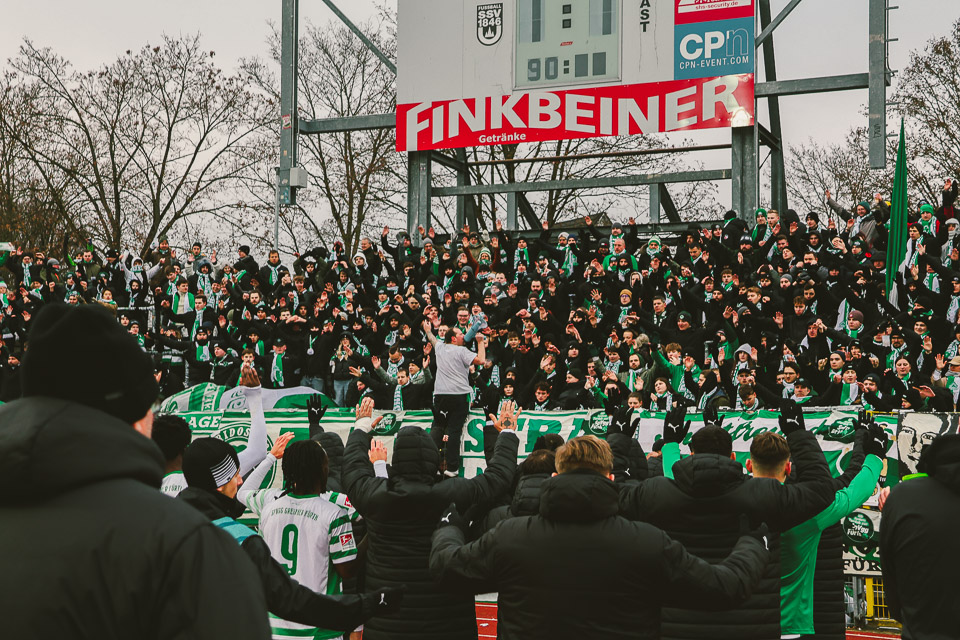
[243,490,358,640]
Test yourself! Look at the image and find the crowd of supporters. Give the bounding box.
[2,182,960,413]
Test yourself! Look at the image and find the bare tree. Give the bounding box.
[786,126,895,217]
[896,18,960,189]
[242,17,404,256]
[2,35,272,256]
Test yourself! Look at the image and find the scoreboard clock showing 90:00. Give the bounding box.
[515,0,621,90]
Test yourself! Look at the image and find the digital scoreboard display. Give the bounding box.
[515,0,621,89]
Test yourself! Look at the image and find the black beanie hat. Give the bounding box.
[183,437,240,492]
[22,305,158,424]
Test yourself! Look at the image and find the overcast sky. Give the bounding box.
[2,0,957,208]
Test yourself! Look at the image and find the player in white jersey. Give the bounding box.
[240,438,359,640]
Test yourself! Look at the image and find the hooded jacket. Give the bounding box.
[342,424,519,640]
[0,397,269,640]
[430,470,769,640]
[610,429,835,640]
[880,434,960,639]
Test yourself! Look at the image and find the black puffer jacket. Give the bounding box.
[0,397,269,640]
[881,434,960,639]
[611,429,834,640]
[430,470,769,640]
[343,424,519,640]
[178,487,377,632]
[313,430,346,493]
[477,472,551,532]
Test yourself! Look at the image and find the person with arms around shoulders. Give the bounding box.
[342,396,519,640]
[430,422,770,640]
[177,434,404,636]
[0,304,270,639]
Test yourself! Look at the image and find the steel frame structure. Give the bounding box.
[275,0,893,247]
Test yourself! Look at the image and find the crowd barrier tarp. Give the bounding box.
[158,383,337,413]
[175,406,902,575]
[897,411,960,477]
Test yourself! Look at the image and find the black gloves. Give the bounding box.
[437,504,469,534]
[362,586,405,617]
[703,404,724,429]
[663,406,692,445]
[778,399,805,436]
[307,395,327,438]
[608,407,640,439]
[863,423,889,459]
[740,514,770,551]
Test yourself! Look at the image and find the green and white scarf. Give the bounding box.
[271,353,285,387]
[173,292,195,315]
[195,343,211,362]
[386,356,403,379]
[266,263,280,285]
[393,383,404,411]
[840,383,860,405]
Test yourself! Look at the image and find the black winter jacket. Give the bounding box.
[477,472,550,532]
[611,429,834,640]
[177,486,374,632]
[0,397,270,640]
[343,423,519,640]
[430,470,769,640]
[880,434,960,640]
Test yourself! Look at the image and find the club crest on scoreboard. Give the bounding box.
[477,3,504,46]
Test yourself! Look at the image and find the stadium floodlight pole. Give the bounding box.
[274,166,281,251]
[318,0,396,75]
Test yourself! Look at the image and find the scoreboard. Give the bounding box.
[397,0,756,152]
[515,0,621,89]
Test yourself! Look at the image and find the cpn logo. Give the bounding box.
[675,18,754,80]
[680,28,749,61]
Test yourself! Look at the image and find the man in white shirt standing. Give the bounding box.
[422,320,485,477]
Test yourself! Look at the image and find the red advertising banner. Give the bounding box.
[396,74,754,152]
[674,0,755,25]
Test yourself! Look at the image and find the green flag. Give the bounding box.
[886,120,908,303]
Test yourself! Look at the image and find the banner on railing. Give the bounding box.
[174,406,907,576]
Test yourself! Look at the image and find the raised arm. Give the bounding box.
[422,320,438,346]
[237,368,269,477]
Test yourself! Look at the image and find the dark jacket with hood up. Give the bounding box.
[343,423,519,640]
[177,485,377,633]
[610,429,835,640]
[430,469,769,640]
[0,397,270,640]
[880,433,960,640]
[477,471,551,532]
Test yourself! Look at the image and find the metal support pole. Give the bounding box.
[649,184,662,226]
[758,0,787,212]
[506,192,518,231]
[279,0,299,206]
[732,127,758,220]
[319,0,397,75]
[456,148,469,229]
[868,0,889,169]
[407,152,432,244]
[274,167,281,250]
